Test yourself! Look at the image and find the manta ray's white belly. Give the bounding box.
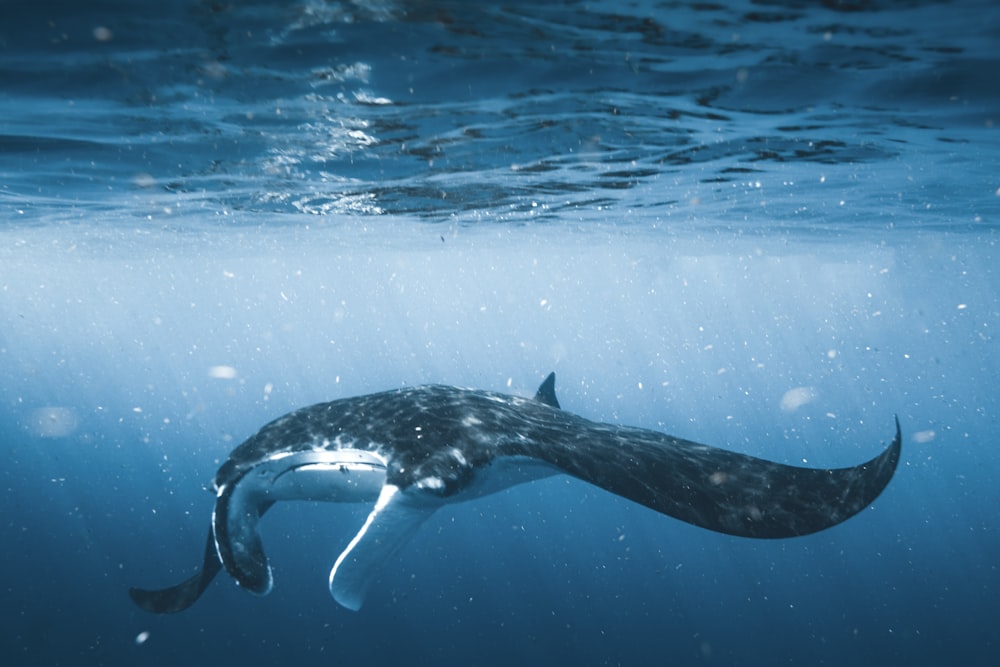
[450,455,560,502]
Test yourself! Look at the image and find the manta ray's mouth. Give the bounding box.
[270,459,388,502]
[213,449,389,597]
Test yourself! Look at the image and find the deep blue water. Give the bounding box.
[1,0,998,665]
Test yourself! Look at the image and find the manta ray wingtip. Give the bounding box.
[886,414,902,468]
[129,530,224,614]
[128,577,208,615]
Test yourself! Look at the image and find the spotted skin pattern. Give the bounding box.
[130,373,900,614]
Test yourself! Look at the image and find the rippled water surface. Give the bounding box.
[3,0,997,227]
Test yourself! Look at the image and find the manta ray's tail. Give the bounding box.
[128,529,222,614]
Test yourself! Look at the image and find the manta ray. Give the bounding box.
[129,373,901,613]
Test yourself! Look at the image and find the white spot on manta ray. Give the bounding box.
[333,434,356,449]
[462,414,483,427]
[417,477,444,490]
[450,448,468,467]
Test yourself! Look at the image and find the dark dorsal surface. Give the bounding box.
[215,377,899,537]
[132,373,901,614]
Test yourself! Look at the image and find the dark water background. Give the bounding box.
[1,1,997,665]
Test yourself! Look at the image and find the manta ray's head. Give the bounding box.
[210,373,564,608]
[212,449,389,596]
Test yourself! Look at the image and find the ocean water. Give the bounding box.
[1,0,997,665]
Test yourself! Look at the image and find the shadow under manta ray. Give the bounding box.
[130,373,901,614]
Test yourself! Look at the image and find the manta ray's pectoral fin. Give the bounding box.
[533,417,902,539]
[128,528,223,614]
[329,484,439,611]
[533,372,560,409]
